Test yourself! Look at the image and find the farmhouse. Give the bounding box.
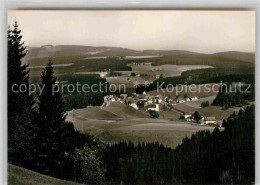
[155,74,160,79]
[200,117,217,125]
[130,103,138,110]
[183,113,192,119]
[99,72,108,78]
[178,99,185,103]
[146,104,159,112]
[110,97,116,102]
[191,97,198,101]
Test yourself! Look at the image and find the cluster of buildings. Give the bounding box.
[183,112,223,127]
[104,93,223,127]
[104,93,161,111]
[104,92,199,113]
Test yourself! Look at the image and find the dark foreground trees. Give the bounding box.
[8,22,104,184]
[8,21,37,168]
[35,60,105,183]
[36,60,67,175]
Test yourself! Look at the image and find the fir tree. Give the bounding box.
[193,111,201,122]
[36,59,67,176]
[8,21,36,168]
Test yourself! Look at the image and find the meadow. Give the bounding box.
[66,101,220,148]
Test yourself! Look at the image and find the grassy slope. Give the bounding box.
[8,164,82,185]
[147,83,220,98]
[66,101,221,148]
[101,101,148,119]
[67,106,121,120]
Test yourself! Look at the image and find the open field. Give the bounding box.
[183,95,216,109]
[130,64,213,72]
[158,109,182,121]
[101,101,149,119]
[66,102,222,148]
[147,83,220,98]
[106,64,214,88]
[84,55,160,60]
[129,63,213,78]
[28,63,74,69]
[67,106,121,120]
[197,103,255,120]
[173,95,255,120]
[8,164,82,185]
[105,76,134,88]
[173,95,217,113]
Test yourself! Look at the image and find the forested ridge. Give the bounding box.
[212,85,254,108]
[135,69,254,94]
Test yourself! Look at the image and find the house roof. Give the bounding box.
[120,94,127,98]
[147,104,156,108]
[205,117,216,121]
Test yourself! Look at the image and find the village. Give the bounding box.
[104,91,223,127]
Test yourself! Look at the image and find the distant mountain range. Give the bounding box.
[24,45,255,63]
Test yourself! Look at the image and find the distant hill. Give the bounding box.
[142,49,201,56]
[24,45,255,64]
[24,45,138,61]
[211,51,255,63]
[8,164,82,185]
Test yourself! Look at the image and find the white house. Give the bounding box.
[130,103,139,110]
[110,98,116,102]
[147,99,153,104]
[146,104,159,112]
[178,99,185,103]
[191,97,198,101]
[184,113,192,119]
[99,72,108,78]
[201,117,217,125]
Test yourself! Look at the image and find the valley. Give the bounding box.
[27,45,255,149]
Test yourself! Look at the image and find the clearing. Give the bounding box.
[148,83,220,98]
[67,102,222,148]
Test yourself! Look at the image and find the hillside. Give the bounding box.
[67,106,121,121]
[8,164,82,185]
[101,101,148,119]
[24,45,138,62]
[24,45,255,65]
[211,51,255,63]
[142,49,200,56]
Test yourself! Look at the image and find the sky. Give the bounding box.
[8,10,255,54]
